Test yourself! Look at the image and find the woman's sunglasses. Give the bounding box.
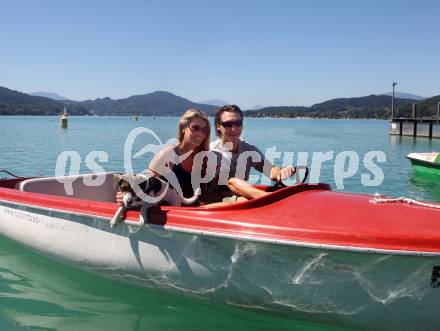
[220,120,243,128]
[188,123,209,134]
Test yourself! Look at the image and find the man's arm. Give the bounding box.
[248,143,295,182]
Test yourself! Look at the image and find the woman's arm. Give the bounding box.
[115,145,177,204]
[148,145,177,176]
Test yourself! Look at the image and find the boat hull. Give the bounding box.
[411,161,440,178]
[1,199,440,331]
[407,152,440,178]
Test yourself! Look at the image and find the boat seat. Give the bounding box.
[18,172,119,202]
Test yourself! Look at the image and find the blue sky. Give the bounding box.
[1,0,439,108]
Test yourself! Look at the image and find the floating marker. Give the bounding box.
[60,107,68,128]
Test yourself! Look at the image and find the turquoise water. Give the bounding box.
[1,116,439,200]
[0,237,352,331]
[1,116,440,330]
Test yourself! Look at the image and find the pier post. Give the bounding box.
[437,102,439,123]
[412,103,417,119]
[412,104,417,137]
[391,82,397,119]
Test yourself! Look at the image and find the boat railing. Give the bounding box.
[0,169,23,179]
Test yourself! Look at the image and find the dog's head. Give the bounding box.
[114,173,163,207]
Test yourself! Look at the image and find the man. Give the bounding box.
[209,104,296,202]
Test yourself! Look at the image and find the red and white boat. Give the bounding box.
[1,171,440,331]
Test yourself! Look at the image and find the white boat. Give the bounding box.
[1,171,440,331]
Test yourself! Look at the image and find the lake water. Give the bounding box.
[0,116,439,330]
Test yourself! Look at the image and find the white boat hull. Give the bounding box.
[1,200,440,331]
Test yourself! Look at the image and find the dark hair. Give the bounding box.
[214,104,243,137]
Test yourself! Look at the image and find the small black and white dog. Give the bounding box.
[110,173,201,228]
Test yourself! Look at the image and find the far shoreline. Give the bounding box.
[0,114,389,120]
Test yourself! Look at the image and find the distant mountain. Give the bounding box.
[245,106,309,117]
[31,91,72,101]
[309,94,413,112]
[0,86,89,115]
[246,105,273,111]
[245,94,415,119]
[3,86,436,119]
[199,99,228,107]
[383,92,425,100]
[78,91,217,116]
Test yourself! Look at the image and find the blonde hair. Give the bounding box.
[177,108,211,154]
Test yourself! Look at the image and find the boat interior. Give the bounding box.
[19,172,118,202]
[0,172,118,202]
[407,152,440,163]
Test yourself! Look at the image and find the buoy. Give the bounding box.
[60,107,68,128]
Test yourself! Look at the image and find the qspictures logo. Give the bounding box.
[53,127,386,202]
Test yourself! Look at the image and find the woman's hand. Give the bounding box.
[276,166,296,182]
[116,191,124,206]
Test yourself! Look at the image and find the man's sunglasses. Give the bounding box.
[188,123,209,134]
[220,120,243,128]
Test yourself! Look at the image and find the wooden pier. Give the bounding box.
[390,103,440,138]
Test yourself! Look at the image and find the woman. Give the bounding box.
[116,108,211,205]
